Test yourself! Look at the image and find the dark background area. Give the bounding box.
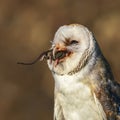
[0,0,120,120]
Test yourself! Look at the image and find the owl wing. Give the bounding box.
[104,56,120,116]
[107,80,120,116]
[97,56,120,120]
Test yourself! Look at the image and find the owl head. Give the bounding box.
[47,24,97,75]
[18,24,100,75]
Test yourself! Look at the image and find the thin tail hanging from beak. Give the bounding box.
[17,49,53,65]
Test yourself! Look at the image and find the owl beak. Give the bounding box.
[52,47,57,60]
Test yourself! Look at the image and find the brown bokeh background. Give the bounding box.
[0,0,120,120]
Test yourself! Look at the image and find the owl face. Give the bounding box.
[47,24,95,75]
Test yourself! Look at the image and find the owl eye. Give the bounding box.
[70,40,79,45]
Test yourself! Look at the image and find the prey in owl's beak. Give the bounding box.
[52,49,69,66]
[17,49,52,65]
[17,48,70,66]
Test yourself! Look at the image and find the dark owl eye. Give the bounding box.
[70,40,79,45]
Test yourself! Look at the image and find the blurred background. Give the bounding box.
[0,0,120,120]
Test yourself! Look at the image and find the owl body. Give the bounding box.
[54,74,106,120]
[53,50,107,120]
[46,24,120,120]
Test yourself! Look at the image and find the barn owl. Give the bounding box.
[18,24,120,120]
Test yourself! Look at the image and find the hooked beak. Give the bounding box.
[52,47,57,60]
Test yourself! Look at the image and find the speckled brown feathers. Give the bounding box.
[90,53,120,120]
